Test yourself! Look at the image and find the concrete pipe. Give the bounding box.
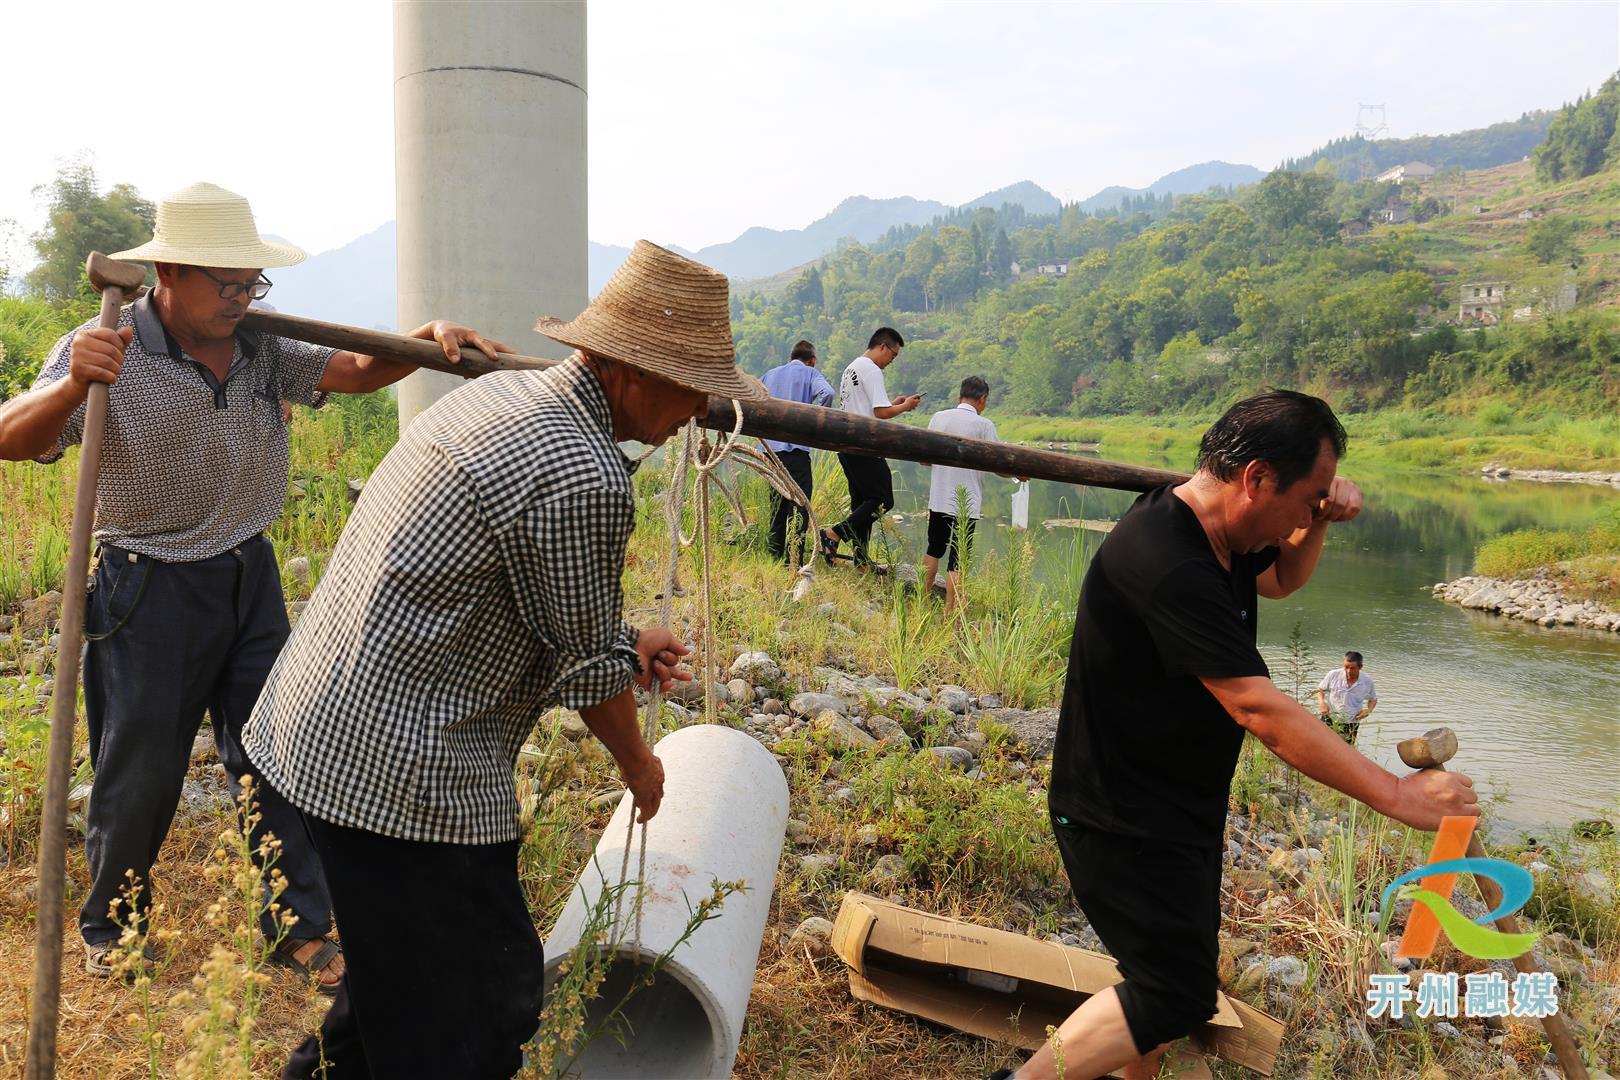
[542,725,789,1078]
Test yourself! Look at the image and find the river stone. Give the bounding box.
[726,678,752,704]
[869,854,908,885]
[799,853,837,878]
[791,692,846,717]
[20,591,62,634]
[762,697,785,716]
[284,555,311,586]
[553,709,589,740]
[983,706,1060,757]
[730,651,781,684]
[856,824,880,846]
[811,710,878,751]
[1263,955,1308,987]
[869,687,928,715]
[790,916,836,958]
[921,745,974,770]
[865,714,910,745]
[936,685,972,714]
[191,733,217,762]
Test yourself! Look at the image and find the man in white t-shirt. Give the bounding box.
[1317,650,1377,743]
[819,327,921,569]
[923,375,1019,610]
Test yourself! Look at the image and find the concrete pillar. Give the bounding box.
[394,0,586,430]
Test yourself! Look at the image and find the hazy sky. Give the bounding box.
[1,0,1614,266]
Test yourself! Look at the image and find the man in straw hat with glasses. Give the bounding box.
[0,181,505,991]
[241,241,764,1078]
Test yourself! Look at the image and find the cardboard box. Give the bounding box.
[831,892,1283,1077]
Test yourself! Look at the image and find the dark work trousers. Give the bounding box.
[79,534,332,947]
[284,816,544,1079]
[767,448,815,564]
[833,452,894,565]
[1051,817,1221,1054]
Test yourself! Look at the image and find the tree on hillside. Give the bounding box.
[28,158,154,302]
[1524,217,1580,265]
[1533,72,1620,182]
[1249,169,1337,244]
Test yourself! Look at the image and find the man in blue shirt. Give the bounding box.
[760,339,834,563]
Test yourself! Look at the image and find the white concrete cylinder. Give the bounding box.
[393,0,586,430]
[543,725,790,1078]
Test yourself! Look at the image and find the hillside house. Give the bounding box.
[1375,161,1437,184]
[1378,196,1411,225]
[1035,258,1071,277]
[1459,281,1510,324]
[1339,219,1371,239]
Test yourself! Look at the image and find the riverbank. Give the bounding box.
[1482,462,1620,488]
[1432,570,1620,632]
[2,402,1618,1077]
[993,409,1620,477]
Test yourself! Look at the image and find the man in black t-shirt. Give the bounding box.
[1000,391,1481,1080]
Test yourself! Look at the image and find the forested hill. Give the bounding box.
[731,77,1620,419]
[1282,112,1556,178]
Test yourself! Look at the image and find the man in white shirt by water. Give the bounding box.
[1317,650,1378,743]
[820,327,921,570]
[922,375,1019,610]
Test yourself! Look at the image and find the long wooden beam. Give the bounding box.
[241,309,1189,494]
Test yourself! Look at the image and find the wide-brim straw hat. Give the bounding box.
[111,181,305,269]
[536,240,765,402]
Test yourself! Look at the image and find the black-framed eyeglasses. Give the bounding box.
[196,267,273,301]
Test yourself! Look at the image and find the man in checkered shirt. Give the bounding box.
[244,241,765,1079]
[0,182,504,991]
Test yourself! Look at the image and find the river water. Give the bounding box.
[881,457,1620,837]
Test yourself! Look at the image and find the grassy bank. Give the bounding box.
[1473,510,1620,608]
[1,396,1617,1078]
[994,408,1620,476]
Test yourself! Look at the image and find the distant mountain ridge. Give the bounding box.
[1071,161,1265,214]
[1283,112,1555,178]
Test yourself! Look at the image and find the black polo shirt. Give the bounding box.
[1050,485,1277,849]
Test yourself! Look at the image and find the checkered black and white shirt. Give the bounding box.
[243,358,643,845]
[31,294,333,561]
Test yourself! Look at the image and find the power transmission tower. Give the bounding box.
[1355,103,1388,141]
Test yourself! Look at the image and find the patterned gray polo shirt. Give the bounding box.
[243,358,643,845]
[31,294,334,561]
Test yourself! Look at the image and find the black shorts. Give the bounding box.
[925,511,976,570]
[1050,815,1222,1054]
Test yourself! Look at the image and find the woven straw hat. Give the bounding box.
[536,240,765,401]
[111,182,305,269]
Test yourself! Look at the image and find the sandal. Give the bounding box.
[817,528,842,567]
[84,939,157,980]
[273,935,344,995]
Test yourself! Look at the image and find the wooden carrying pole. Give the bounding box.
[240,309,1189,494]
[26,255,147,1079]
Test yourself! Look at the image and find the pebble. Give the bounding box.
[790,692,845,717]
[869,854,908,885]
[789,916,836,958]
[284,555,311,585]
[785,818,809,843]
[811,710,879,751]
[726,678,752,704]
[856,824,880,846]
[921,745,974,770]
[762,698,784,716]
[799,853,837,878]
[1263,955,1307,987]
[936,685,972,714]
[729,651,781,684]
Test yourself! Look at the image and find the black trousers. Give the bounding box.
[79,535,331,946]
[767,449,815,564]
[284,816,544,1079]
[1050,817,1221,1055]
[833,452,894,565]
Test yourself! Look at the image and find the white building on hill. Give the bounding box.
[1375,161,1437,184]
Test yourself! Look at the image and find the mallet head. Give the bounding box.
[85,252,147,294]
[1398,726,1458,770]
